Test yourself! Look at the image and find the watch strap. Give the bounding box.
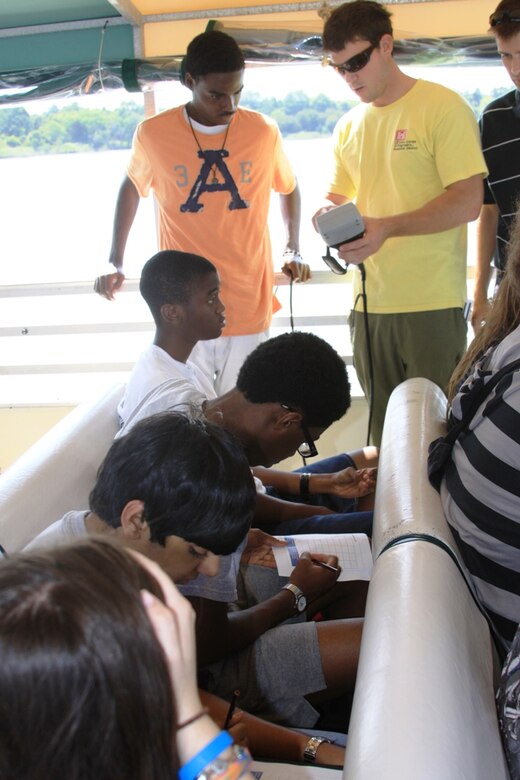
[282,583,306,613]
[303,736,333,763]
[299,472,312,500]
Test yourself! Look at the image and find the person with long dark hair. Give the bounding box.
[0,538,253,780]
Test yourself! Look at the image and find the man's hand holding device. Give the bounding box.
[313,202,366,273]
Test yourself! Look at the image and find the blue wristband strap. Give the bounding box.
[179,731,233,780]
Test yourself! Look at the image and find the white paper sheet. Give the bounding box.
[272,533,373,581]
[250,760,342,779]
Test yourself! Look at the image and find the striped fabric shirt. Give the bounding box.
[441,324,520,648]
[480,89,520,272]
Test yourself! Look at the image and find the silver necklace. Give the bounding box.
[186,109,231,185]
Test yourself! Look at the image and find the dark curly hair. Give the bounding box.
[181,30,245,84]
[322,0,393,51]
[236,332,351,428]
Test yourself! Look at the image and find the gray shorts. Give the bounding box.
[200,565,326,727]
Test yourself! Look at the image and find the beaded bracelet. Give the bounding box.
[179,731,232,780]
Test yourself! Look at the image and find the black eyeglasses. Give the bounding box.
[489,10,520,26]
[281,404,319,459]
[329,43,378,75]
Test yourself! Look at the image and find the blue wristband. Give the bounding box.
[179,731,233,780]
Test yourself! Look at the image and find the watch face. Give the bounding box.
[304,736,330,762]
[296,594,307,613]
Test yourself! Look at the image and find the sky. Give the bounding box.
[243,60,512,98]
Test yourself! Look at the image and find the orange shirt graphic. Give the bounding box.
[128,106,296,336]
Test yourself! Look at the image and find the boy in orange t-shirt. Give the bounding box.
[95,30,310,393]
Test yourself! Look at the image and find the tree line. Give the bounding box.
[0,102,144,157]
[0,85,508,158]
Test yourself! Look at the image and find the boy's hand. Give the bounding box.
[94,269,125,300]
[241,529,287,568]
[281,251,312,282]
[225,711,249,747]
[289,551,340,603]
[329,466,377,498]
[245,528,286,552]
[358,467,377,495]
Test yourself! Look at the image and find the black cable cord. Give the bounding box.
[351,266,374,446]
[287,273,306,467]
[289,274,294,332]
[358,264,374,446]
[321,247,375,445]
[274,268,294,332]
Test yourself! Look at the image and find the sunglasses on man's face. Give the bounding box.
[489,10,520,26]
[329,43,378,75]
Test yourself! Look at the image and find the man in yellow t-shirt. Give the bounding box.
[95,30,309,394]
[314,1,488,444]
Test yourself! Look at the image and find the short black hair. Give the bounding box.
[181,30,245,84]
[89,413,254,554]
[139,250,216,326]
[323,0,393,51]
[236,332,351,428]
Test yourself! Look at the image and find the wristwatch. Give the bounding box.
[299,472,312,500]
[283,583,307,614]
[303,736,333,763]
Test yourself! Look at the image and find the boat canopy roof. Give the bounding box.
[0,0,500,104]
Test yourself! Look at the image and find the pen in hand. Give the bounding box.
[310,557,339,574]
[223,689,240,730]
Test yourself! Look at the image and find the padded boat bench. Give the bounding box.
[342,378,509,780]
[0,384,124,552]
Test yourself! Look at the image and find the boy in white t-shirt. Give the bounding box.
[118,249,377,535]
[118,249,225,426]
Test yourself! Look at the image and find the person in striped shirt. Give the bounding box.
[441,208,520,650]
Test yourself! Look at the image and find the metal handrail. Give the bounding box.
[0,270,354,387]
